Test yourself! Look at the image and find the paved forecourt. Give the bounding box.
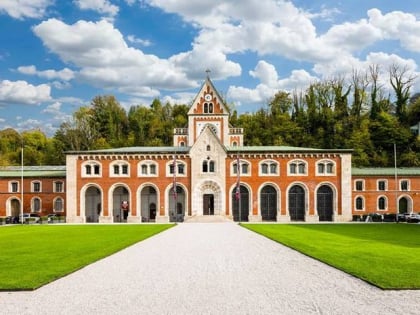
[0,223,419,315]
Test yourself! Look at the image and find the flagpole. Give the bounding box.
[173,152,177,222]
[21,140,24,225]
[236,152,241,222]
[394,143,398,219]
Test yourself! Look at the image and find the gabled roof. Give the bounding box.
[190,124,227,154]
[187,75,230,116]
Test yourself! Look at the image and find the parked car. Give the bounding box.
[5,216,19,224]
[47,213,59,223]
[397,213,408,222]
[20,213,41,224]
[397,213,420,223]
[406,213,420,223]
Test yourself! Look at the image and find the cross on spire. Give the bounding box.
[205,69,211,78]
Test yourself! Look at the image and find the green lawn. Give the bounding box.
[242,223,420,289]
[0,224,173,290]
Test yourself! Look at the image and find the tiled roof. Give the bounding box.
[67,144,353,155]
[352,167,420,176]
[66,146,190,154]
[0,166,66,178]
[226,146,352,153]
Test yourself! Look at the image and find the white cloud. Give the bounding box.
[32,18,201,94]
[0,80,51,105]
[16,119,56,135]
[368,9,420,53]
[249,61,278,86]
[320,19,382,53]
[41,101,72,123]
[0,0,52,19]
[23,1,420,114]
[17,65,75,81]
[228,61,318,106]
[42,101,62,115]
[127,35,152,47]
[74,0,119,17]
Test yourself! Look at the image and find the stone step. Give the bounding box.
[184,215,233,223]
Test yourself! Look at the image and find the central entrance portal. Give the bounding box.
[203,194,214,215]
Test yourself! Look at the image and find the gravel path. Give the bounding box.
[0,223,419,315]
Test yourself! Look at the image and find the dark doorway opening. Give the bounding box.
[203,194,214,215]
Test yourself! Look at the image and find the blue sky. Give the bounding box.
[0,0,419,136]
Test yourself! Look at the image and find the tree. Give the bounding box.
[389,64,417,125]
[0,128,22,165]
[54,106,98,152]
[21,130,49,165]
[91,95,129,147]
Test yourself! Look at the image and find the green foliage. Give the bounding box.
[0,224,173,290]
[1,63,419,167]
[242,224,420,289]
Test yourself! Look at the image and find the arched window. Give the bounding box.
[32,181,41,193]
[9,181,19,193]
[355,197,364,210]
[138,161,158,177]
[54,198,64,212]
[204,103,208,113]
[167,160,186,176]
[83,162,101,177]
[288,160,307,175]
[316,160,336,175]
[261,163,268,174]
[232,160,250,176]
[202,160,215,173]
[110,161,130,177]
[54,181,64,193]
[208,103,213,113]
[378,197,387,210]
[32,198,41,212]
[209,161,215,172]
[260,160,278,175]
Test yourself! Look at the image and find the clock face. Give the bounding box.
[204,93,212,101]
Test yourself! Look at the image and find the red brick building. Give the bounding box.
[352,168,420,217]
[65,77,354,223]
[1,77,419,223]
[0,166,66,219]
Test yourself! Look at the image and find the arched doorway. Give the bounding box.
[140,186,157,222]
[317,185,333,221]
[194,181,222,217]
[10,199,20,217]
[85,186,101,223]
[112,186,129,222]
[232,185,249,222]
[399,197,409,213]
[260,185,277,221]
[289,185,305,221]
[169,186,185,222]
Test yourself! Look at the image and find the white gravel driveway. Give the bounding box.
[0,223,419,315]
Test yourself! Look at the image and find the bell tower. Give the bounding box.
[173,71,243,147]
